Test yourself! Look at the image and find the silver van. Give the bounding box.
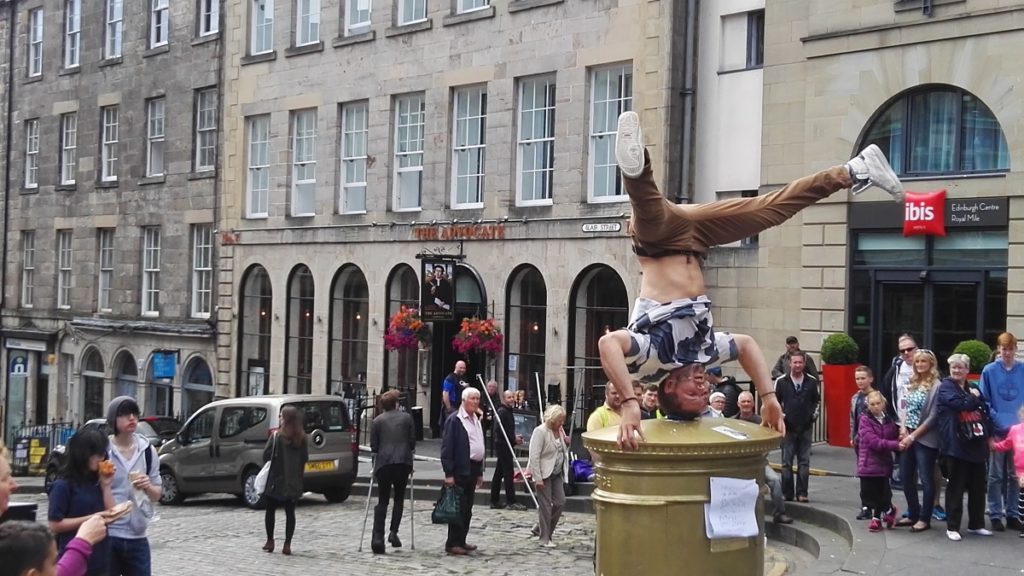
[158,395,357,508]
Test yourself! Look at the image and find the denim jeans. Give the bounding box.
[764,465,785,517]
[108,536,151,576]
[903,443,938,523]
[781,428,813,499]
[988,449,1019,520]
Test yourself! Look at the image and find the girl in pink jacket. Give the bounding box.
[989,406,1024,537]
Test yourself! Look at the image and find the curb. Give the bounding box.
[767,463,853,478]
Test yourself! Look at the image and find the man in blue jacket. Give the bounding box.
[441,387,485,555]
[981,332,1024,531]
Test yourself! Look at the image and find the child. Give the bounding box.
[48,429,115,576]
[857,391,903,532]
[989,405,1024,537]
[0,517,108,576]
[850,366,876,520]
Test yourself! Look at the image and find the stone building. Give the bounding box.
[216,0,699,433]
[0,0,222,438]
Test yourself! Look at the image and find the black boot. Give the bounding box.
[371,506,387,554]
[388,530,402,548]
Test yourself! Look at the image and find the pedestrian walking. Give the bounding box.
[528,405,570,548]
[490,390,525,511]
[369,390,416,554]
[857,391,903,532]
[262,405,309,555]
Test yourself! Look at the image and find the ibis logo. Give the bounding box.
[902,190,947,237]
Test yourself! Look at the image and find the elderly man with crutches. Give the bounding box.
[362,390,417,554]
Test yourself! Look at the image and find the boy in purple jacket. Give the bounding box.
[857,391,905,532]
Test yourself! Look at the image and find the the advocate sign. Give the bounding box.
[412,224,506,241]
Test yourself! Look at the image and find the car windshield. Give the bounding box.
[146,419,180,435]
[136,421,159,440]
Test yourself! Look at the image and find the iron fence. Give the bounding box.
[7,421,77,475]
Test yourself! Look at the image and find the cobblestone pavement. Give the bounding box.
[22,492,597,575]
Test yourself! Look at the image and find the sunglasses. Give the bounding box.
[899,347,917,354]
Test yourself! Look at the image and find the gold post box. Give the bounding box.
[583,418,782,576]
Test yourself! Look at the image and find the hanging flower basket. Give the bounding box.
[452,316,504,355]
[384,306,432,351]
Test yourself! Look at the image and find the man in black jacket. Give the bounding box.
[775,352,820,502]
[441,387,485,556]
[490,390,526,510]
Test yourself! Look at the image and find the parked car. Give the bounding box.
[43,418,167,492]
[157,395,358,509]
[141,416,182,444]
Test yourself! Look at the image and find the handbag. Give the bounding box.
[431,484,463,526]
[254,433,278,496]
[956,407,992,442]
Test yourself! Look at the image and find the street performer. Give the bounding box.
[599,111,904,449]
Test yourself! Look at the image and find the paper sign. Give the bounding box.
[704,477,759,539]
[711,425,749,440]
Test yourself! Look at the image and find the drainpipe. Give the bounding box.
[2,1,15,310]
[676,0,698,204]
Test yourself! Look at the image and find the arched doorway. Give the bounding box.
[329,265,368,422]
[182,357,214,418]
[238,265,272,396]
[285,265,314,394]
[568,265,628,423]
[428,264,487,437]
[81,349,105,420]
[146,356,173,417]
[504,265,547,401]
[113,351,138,400]
[383,264,418,394]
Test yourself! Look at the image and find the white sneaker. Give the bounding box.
[615,111,645,178]
[539,541,557,548]
[846,144,904,201]
[946,530,962,541]
[967,528,993,536]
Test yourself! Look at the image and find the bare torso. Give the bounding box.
[637,254,706,302]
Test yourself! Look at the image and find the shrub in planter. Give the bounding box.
[820,333,859,365]
[953,339,992,374]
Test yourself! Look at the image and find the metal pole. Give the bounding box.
[358,457,376,552]
[534,372,545,414]
[409,468,415,550]
[476,374,539,508]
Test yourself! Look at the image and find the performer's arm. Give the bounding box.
[598,329,645,450]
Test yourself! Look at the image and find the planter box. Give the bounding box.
[822,363,859,448]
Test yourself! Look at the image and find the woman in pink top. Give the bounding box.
[989,406,1024,538]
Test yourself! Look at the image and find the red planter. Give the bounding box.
[822,363,859,448]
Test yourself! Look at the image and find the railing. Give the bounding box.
[8,421,77,475]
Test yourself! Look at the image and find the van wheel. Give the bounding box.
[242,467,267,510]
[160,469,186,505]
[323,486,351,503]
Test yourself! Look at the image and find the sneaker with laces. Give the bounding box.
[991,518,1005,532]
[615,111,645,179]
[507,503,528,511]
[883,506,898,528]
[539,541,557,548]
[933,506,947,521]
[846,144,904,201]
[856,507,871,520]
[869,518,882,532]
[946,530,962,541]
[968,528,993,536]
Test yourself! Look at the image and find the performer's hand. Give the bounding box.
[760,396,786,436]
[617,401,645,450]
[476,476,484,490]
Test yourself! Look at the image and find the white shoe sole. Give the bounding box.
[946,530,962,541]
[615,111,644,178]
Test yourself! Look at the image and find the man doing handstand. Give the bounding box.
[599,111,904,449]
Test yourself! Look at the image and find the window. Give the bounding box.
[57,230,73,309]
[65,0,81,68]
[505,267,547,401]
[142,227,161,315]
[101,106,119,182]
[191,224,213,317]
[151,0,169,47]
[589,64,632,202]
[329,266,368,397]
[219,406,267,438]
[340,102,368,213]
[24,119,39,188]
[393,94,425,211]
[60,113,77,185]
[452,86,486,208]
[457,0,487,14]
[251,0,274,54]
[247,115,271,217]
[285,266,314,394]
[291,109,317,216]
[199,0,219,36]
[397,0,426,25]
[105,0,123,59]
[860,86,1010,176]
[296,0,320,46]
[184,409,215,442]
[147,99,166,177]
[97,228,114,312]
[517,75,556,205]
[345,0,370,35]
[195,89,217,172]
[238,266,272,396]
[28,8,43,77]
[21,231,34,308]
[746,10,764,69]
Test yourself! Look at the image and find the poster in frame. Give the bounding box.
[421,260,456,322]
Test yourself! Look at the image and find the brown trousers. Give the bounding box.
[626,158,854,255]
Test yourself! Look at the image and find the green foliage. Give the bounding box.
[820,333,860,365]
[952,339,993,373]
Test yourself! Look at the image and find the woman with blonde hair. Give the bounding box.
[528,404,569,547]
[896,349,942,531]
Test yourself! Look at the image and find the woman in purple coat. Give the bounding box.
[858,391,904,532]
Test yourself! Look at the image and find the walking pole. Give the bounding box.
[409,468,416,550]
[477,375,539,508]
[534,372,545,414]
[358,457,376,552]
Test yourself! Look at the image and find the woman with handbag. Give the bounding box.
[936,353,992,541]
[528,404,570,548]
[370,390,416,554]
[262,406,309,555]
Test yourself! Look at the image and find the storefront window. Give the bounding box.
[569,266,628,421]
[183,358,214,418]
[933,231,1008,266]
[505,266,546,395]
[147,359,173,417]
[285,265,315,394]
[384,265,419,393]
[854,233,926,266]
[114,352,137,399]
[81,349,105,420]
[329,265,368,399]
[239,265,272,396]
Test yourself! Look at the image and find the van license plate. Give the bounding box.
[305,460,336,472]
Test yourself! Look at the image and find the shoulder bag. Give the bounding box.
[254,433,278,496]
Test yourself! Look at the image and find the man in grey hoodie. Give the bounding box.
[105,396,162,576]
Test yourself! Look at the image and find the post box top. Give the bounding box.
[582,418,781,457]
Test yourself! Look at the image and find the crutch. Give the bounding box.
[409,468,416,550]
[477,375,539,508]
[358,457,376,552]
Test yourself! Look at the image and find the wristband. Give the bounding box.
[759,391,776,398]
[622,397,640,405]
